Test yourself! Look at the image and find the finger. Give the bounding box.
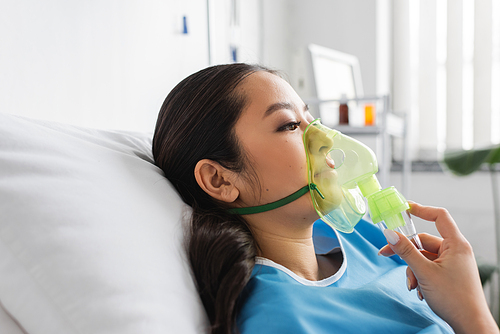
[406,267,418,290]
[420,250,439,261]
[383,229,430,274]
[380,247,439,260]
[380,234,441,258]
[378,244,395,257]
[408,202,462,240]
[418,233,443,255]
[416,286,424,301]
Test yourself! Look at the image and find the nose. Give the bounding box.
[306,122,335,156]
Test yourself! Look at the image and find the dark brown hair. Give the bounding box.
[152,63,274,334]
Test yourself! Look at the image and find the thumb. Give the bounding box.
[383,229,428,273]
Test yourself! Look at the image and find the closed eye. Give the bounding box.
[278,121,301,132]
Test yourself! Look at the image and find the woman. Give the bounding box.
[152,63,497,333]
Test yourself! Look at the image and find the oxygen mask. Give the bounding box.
[303,119,422,248]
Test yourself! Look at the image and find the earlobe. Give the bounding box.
[194,159,240,203]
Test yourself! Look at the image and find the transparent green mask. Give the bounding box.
[303,119,379,232]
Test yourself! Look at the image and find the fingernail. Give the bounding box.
[417,290,424,301]
[383,229,400,245]
[377,248,388,257]
[417,287,424,301]
[407,277,411,291]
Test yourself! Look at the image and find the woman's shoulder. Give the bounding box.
[237,265,301,332]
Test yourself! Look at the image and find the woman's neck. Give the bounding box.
[249,220,342,281]
[255,230,320,280]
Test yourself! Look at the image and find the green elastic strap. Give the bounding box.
[227,183,321,215]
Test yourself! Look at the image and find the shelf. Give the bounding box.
[332,125,383,135]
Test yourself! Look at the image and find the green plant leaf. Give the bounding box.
[443,147,493,176]
[478,262,498,286]
[486,146,500,165]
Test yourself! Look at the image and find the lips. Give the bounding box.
[313,155,336,178]
[325,155,335,169]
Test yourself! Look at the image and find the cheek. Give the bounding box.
[255,141,308,187]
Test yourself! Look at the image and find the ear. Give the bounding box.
[194,159,240,203]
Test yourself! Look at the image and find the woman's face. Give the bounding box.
[233,71,341,222]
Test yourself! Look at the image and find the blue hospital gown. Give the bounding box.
[237,219,453,333]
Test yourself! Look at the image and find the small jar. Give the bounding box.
[339,94,349,125]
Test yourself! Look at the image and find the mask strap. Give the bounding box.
[227,183,323,215]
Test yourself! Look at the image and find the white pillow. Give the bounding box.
[0,113,208,334]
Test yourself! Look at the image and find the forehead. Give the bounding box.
[240,70,287,95]
[238,71,302,118]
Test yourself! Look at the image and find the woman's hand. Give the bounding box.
[378,202,498,334]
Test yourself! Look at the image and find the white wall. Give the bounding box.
[260,0,292,74]
[0,0,267,132]
[208,0,262,65]
[0,0,209,132]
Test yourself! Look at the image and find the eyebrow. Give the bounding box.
[264,102,309,118]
